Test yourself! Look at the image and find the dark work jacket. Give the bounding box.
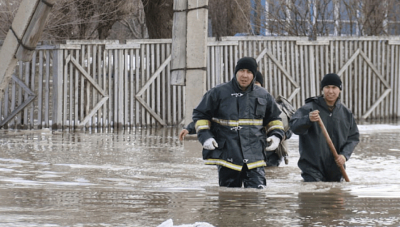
[289,96,359,181]
[193,76,285,171]
[184,122,196,134]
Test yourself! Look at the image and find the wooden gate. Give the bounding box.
[256,45,300,102]
[228,36,400,120]
[0,37,399,130]
[63,52,109,127]
[0,75,36,127]
[336,48,391,119]
[52,40,183,129]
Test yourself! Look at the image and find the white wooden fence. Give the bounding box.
[0,36,399,129]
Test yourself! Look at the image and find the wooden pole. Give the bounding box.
[0,0,54,100]
[317,118,350,182]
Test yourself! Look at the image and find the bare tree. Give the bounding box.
[117,0,149,39]
[0,0,20,38]
[209,0,252,39]
[265,0,309,36]
[360,0,388,36]
[140,0,174,39]
[44,0,137,40]
[264,0,400,37]
[4,0,399,42]
[95,0,137,39]
[0,0,141,41]
[140,0,253,39]
[0,0,253,41]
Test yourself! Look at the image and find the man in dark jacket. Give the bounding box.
[192,57,285,188]
[255,71,294,167]
[180,72,266,141]
[289,73,359,182]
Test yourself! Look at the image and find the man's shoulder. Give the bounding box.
[305,96,319,104]
[338,102,354,115]
[203,82,226,93]
[203,82,233,98]
[209,81,231,91]
[253,86,272,97]
[296,100,314,112]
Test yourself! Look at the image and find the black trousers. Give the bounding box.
[265,152,282,167]
[217,164,266,188]
[301,165,344,182]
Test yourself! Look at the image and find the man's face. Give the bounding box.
[323,85,341,105]
[236,69,254,88]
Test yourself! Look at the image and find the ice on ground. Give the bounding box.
[158,219,215,227]
[288,124,400,140]
[357,124,400,133]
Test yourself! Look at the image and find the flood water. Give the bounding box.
[0,124,400,227]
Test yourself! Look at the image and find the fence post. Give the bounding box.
[309,45,316,96]
[52,48,63,129]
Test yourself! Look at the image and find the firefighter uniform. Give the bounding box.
[193,58,285,188]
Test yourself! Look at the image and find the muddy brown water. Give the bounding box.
[0,125,400,227]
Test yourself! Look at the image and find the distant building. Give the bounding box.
[249,0,400,37]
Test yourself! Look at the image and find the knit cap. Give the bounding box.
[255,71,264,86]
[320,73,342,90]
[234,57,258,77]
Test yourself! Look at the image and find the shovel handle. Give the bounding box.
[317,119,350,182]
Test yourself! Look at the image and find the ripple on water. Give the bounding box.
[0,127,399,226]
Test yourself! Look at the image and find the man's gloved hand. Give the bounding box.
[203,138,218,150]
[265,135,281,151]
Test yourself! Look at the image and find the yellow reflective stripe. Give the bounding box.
[195,119,211,131]
[205,159,243,171]
[212,118,263,126]
[205,159,266,170]
[265,120,284,133]
[238,119,263,125]
[247,160,267,169]
[212,118,237,126]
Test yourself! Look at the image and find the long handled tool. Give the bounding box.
[317,118,350,182]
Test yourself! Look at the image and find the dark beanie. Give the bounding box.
[320,73,342,90]
[234,57,258,77]
[255,71,264,86]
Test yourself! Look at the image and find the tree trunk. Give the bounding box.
[141,0,174,38]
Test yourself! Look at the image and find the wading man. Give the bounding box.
[193,57,285,188]
[255,71,294,167]
[179,72,267,142]
[289,73,359,182]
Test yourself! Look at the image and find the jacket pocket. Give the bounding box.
[205,138,225,159]
[255,98,267,117]
[215,138,226,150]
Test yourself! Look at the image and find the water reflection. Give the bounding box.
[297,188,349,226]
[0,126,399,226]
